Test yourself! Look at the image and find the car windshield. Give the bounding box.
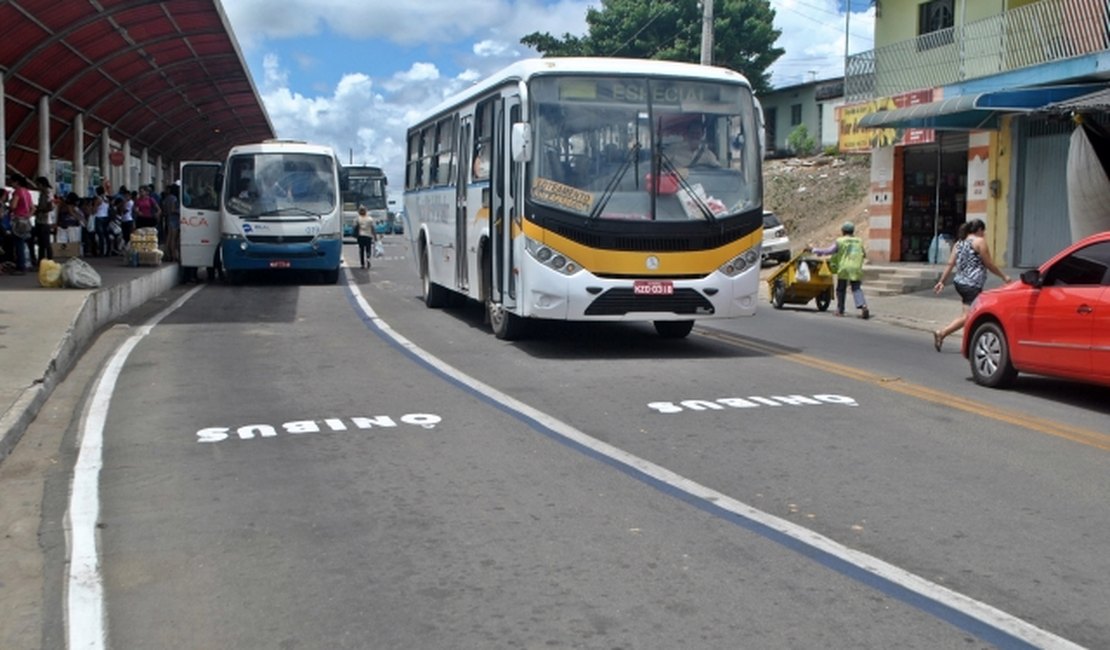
[528,75,761,222]
[225,152,337,217]
[763,212,781,228]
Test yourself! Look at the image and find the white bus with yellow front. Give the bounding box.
[403,57,764,339]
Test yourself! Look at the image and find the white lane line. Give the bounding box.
[344,270,1082,650]
[67,285,205,650]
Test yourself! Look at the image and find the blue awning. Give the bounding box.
[857,84,1109,130]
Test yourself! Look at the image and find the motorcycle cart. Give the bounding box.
[767,252,835,311]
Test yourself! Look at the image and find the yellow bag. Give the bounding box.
[817,260,833,278]
[38,259,64,288]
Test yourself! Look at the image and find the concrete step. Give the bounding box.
[863,265,941,296]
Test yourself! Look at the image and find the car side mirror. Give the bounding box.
[1020,268,1042,288]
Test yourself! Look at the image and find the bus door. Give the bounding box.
[179,161,221,270]
[489,95,520,311]
[455,116,471,292]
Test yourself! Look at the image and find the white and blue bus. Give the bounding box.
[404,58,765,339]
[340,164,388,239]
[214,140,345,284]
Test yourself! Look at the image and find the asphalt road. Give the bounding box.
[4,236,1108,649]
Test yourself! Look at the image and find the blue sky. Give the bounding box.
[221,0,875,201]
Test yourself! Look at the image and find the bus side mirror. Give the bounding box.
[214,172,225,197]
[511,122,531,162]
[339,169,349,192]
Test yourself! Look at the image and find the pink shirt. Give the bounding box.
[10,187,34,218]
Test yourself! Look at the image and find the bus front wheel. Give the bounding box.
[489,300,527,340]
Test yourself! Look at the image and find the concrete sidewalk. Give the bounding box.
[0,254,1013,465]
[1,253,181,461]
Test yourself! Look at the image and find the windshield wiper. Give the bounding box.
[588,142,641,221]
[658,151,717,223]
[251,206,321,218]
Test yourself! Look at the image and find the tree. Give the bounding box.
[520,0,784,94]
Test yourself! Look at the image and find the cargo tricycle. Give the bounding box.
[766,251,834,311]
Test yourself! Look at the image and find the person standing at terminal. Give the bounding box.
[931,219,1011,352]
[808,222,870,319]
[93,185,111,256]
[7,175,35,274]
[161,184,180,262]
[116,185,134,243]
[32,176,55,266]
[133,184,160,231]
[355,206,376,269]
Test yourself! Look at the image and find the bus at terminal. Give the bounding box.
[180,140,345,284]
[403,57,765,339]
[341,164,388,239]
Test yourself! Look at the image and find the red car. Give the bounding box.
[962,231,1110,388]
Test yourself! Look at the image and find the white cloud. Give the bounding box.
[768,0,875,86]
[226,0,870,196]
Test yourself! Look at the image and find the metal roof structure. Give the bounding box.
[1,0,274,178]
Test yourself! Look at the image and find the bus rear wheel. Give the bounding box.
[654,320,694,339]
[421,246,448,308]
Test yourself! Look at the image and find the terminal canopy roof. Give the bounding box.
[1,0,274,178]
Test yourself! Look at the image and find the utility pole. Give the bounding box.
[844,0,850,75]
[700,0,714,65]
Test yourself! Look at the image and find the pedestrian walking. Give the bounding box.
[355,207,375,269]
[808,222,870,319]
[931,219,1011,351]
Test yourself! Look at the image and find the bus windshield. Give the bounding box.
[528,75,761,222]
[343,169,387,212]
[225,152,337,217]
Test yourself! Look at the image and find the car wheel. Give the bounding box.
[771,279,786,309]
[969,321,1018,388]
[654,320,694,339]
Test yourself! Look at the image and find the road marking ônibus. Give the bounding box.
[65,278,1081,650]
[341,270,1081,650]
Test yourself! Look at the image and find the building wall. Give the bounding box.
[867,146,897,262]
[874,0,1027,48]
[818,98,846,149]
[759,84,825,156]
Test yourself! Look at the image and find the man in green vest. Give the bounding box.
[808,222,870,319]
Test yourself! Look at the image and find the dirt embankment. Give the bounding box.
[763,155,871,250]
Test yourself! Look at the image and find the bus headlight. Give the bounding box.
[719,247,760,277]
[525,237,581,276]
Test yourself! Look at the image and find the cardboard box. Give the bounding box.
[55,226,84,243]
[52,242,82,259]
[136,250,164,266]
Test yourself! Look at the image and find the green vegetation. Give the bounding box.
[520,0,784,94]
[786,124,816,157]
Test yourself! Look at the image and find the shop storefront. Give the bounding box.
[898,134,968,262]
